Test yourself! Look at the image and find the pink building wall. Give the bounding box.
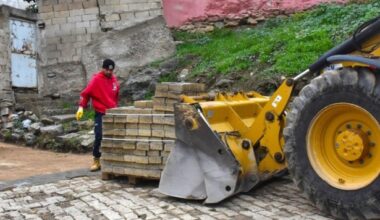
[163,0,347,27]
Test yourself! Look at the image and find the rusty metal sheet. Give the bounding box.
[10,18,37,88]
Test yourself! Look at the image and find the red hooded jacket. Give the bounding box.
[79,71,120,114]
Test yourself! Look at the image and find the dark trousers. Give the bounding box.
[93,112,104,158]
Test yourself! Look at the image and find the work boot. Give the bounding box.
[90,157,101,172]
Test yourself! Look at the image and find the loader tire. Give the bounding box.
[284,68,380,220]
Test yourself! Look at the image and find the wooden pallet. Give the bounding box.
[101,172,160,185]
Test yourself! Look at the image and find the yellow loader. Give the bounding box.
[158,16,380,219]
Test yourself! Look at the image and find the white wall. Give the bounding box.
[0,0,32,9]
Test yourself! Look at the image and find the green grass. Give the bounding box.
[144,90,155,100]
[173,0,380,78]
[159,72,178,82]
[82,109,95,121]
[61,102,72,110]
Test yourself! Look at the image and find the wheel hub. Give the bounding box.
[335,130,368,161]
[307,103,380,190]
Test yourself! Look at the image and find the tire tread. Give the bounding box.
[284,68,380,220]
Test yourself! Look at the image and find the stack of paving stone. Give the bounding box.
[101,82,206,182]
[101,107,175,181]
[134,100,153,109]
[153,82,205,114]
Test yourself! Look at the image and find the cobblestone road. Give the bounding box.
[0,175,332,220]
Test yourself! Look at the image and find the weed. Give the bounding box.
[82,109,95,121]
[173,1,380,78]
[159,72,178,82]
[144,90,155,100]
[2,130,12,142]
[62,102,72,110]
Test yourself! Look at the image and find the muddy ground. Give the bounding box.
[0,142,90,181]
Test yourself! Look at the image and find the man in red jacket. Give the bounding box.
[76,59,120,171]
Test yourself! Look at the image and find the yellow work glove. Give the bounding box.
[76,107,84,121]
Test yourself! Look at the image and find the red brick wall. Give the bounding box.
[163,0,347,27]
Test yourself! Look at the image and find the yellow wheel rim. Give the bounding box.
[307,103,380,190]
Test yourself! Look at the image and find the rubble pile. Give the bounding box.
[0,110,94,153]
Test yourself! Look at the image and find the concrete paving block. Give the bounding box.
[138,124,151,130]
[126,129,139,136]
[138,129,152,137]
[113,129,126,137]
[114,115,128,123]
[114,140,136,150]
[148,156,161,164]
[126,115,139,123]
[124,155,149,164]
[103,115,114,123]
[147,150,160,156]
[139,115,152,124]
[150,142,163,151]
[136,142,150,151]
[133,150,147,156]
[151,129,165,138]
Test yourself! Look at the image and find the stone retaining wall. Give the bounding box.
[36,0,170,102]
[38,0,162,67]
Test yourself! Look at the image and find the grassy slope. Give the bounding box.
[170,0,380,82]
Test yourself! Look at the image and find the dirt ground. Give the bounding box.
[0,142,91,181]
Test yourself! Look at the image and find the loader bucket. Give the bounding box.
[159,103,260,204]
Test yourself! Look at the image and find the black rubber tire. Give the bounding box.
[284,67,380,220]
